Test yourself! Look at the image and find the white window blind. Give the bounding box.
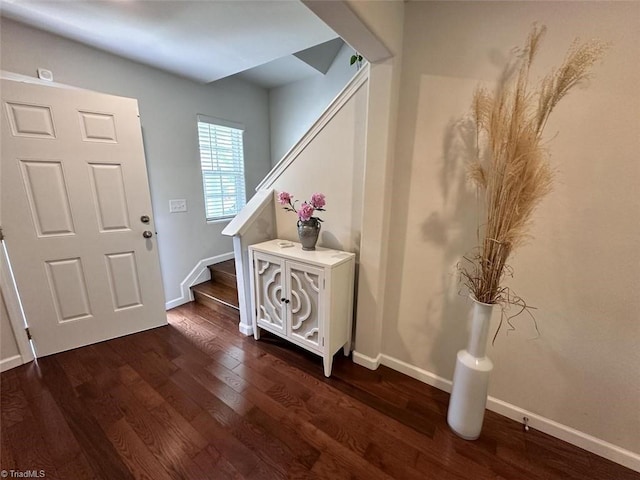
[197,118,246,221]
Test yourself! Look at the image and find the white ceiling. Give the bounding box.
[0,0,341,86]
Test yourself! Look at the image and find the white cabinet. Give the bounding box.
[248,239,355,377]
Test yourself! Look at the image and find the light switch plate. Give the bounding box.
[169,199,187,213]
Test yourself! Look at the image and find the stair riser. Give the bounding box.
[208,268,237,288]
[193,291,240,319]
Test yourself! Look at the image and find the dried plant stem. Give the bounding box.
[462,25,607,307]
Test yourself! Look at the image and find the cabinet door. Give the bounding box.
[253,252,286,335]
[286,261,324,351]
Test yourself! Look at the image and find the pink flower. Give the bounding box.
[298,203,315,222]
[278,191,292,205]
[310,193,326,209]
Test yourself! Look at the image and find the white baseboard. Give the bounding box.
[238,323,253,337]
[484,397,640,473]
[380,354,453,393]
[165,252,235,310]
[358,352,640,473]
[0,355,23,372]
[352,350,381,370]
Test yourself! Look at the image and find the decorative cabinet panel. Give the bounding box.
[249,239,355,377]
[253,255,286,336]
[286,260,323,351]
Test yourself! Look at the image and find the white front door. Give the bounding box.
[1,78,167,357]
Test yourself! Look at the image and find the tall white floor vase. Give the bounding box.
[447,297,494,440]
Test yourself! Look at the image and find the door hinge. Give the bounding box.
[25,327,32,340]
[0,227,4,241]
[322,337,324,347]
[323,278,325,289]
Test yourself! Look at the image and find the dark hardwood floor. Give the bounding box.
[1,302,637,480]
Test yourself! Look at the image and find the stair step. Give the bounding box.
[208,259,237,288]
[191,280,239,318]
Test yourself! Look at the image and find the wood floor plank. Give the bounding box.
[245,406,320,469]
[170,364,313,478]
[364,442,429,480]
[419,425,509,480]
[76,379,124,427]
[0,369,28,428]
[192,444,244,480]
[156,377,204,422]
[231,363,276,392]
[54,349,94,388]
[190,410,270,478]
[117,365,166,410]
[172,355,253,415]
[5,416,61,480]
[2,302,638,480]
[108,339,177,388]
[104,417,174,480]
[149,402,209,453]
[37,357,136,480]
[0,426,18,473]
[56,452,99,480]
[108,381,200,470]
[19,372,84,469]
[240,388,395,480]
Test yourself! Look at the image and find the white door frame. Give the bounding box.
[0,237,34,366]
[0,71,37,366]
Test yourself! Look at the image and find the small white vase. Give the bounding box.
[447,296,494,440]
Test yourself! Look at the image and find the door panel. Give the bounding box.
[45,257,92,322]
[20,160,76,236]
[78,111,117,143]
[1,78,167,357]
[105,251,143,310]
[5,102,56,138]
[253,252,285,335]
[88,163,131,232]
[287,261,323,351]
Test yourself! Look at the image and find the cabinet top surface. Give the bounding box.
[249,239,355,268]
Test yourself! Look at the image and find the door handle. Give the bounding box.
[142,231,153,239]
[140,215,150,223]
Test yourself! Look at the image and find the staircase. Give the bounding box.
[190,260,240,319]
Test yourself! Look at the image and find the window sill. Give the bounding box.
[206,217,233,225]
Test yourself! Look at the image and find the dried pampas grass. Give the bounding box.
[460,25,607,310]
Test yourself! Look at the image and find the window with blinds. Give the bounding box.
[197,117,247,221]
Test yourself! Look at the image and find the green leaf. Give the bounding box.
[350,55,357,65]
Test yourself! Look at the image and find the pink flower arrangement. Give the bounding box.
[278,191,326,223]
[310,193,325,209]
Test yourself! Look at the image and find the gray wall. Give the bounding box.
[386,0,640,455]
[1,18,272,305]
[269,43,356,164]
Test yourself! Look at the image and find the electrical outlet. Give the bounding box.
[169,199,187,213]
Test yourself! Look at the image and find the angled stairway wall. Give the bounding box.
[223,66,369,334]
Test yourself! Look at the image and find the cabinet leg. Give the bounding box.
[323,355,333,377]
[253,327,260,340]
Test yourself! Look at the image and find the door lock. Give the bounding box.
[140,215,150,223]
[142,230,153,238]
